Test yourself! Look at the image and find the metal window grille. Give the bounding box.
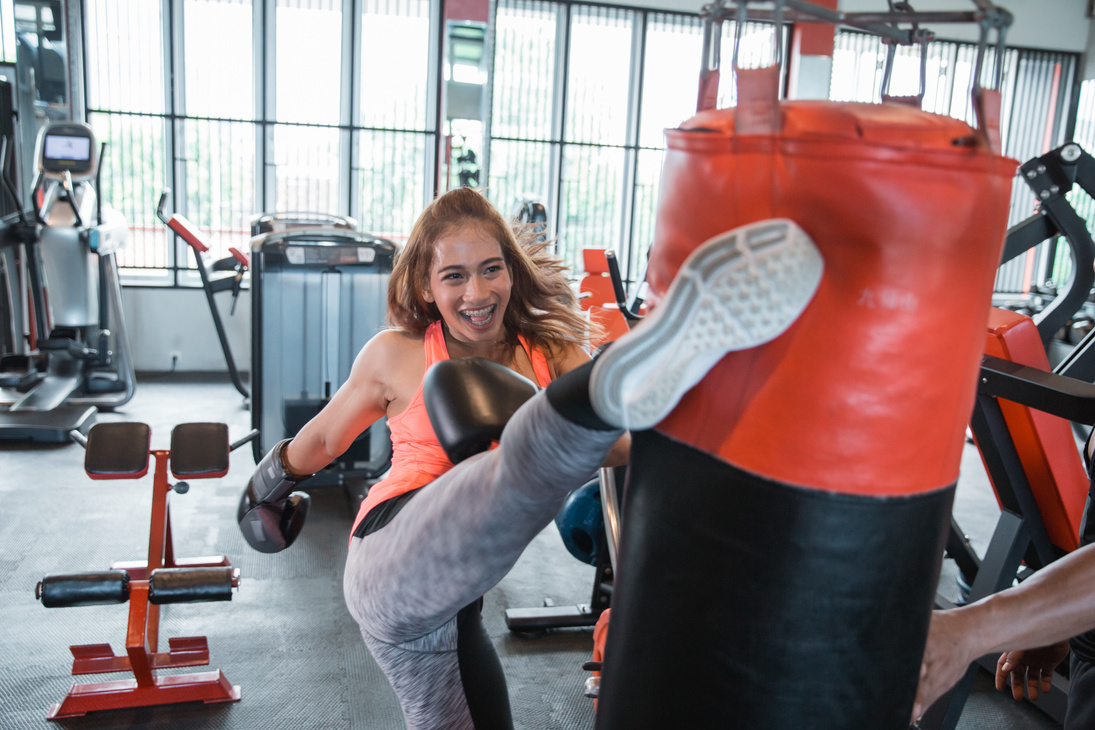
[80,0,1087,301]
[630,12,702,283]
[87,110,170,271]
[833,30,1078,296]
[1,3,19,63]
[487,0,562,238]
[997,50,1076,295]
[639,13,702,151]
[1059,80,1095,294]
[83,0,168,274]
[488,0,777,289]
[175,0,256,268]
[355,0,435,237]
[554,5,635,275]
[82,0,436,283]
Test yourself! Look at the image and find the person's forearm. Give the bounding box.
[968,542,1095,655]
[283,426,343,475]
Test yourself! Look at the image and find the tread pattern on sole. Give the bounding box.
[590,219,824,430]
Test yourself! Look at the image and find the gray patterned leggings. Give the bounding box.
[343,393,623,729]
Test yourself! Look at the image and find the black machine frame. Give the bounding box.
[919,143,1095,728]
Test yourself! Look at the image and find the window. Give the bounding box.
[355,0,435,237]
[82,0,437,284]
[2,3,21,63]
[487,2,775,287]
[80,1,1084,300]
[1055,80,1095,292]
[488,0,561,229]
[832,30,1078,295]
[84,0,169,275]
[554,6,635,275]
[270,0,343,217]
[179,0,256,263]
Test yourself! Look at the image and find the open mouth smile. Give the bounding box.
[459,304,497,328]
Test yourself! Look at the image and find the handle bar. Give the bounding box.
[156,189,171,225]
[604,251,642,324]
[230,429,260,452]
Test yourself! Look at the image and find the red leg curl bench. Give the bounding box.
[35,422,250,720]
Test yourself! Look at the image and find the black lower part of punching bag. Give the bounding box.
[596,430,953,730]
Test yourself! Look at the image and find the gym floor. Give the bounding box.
[0,375,1065,729]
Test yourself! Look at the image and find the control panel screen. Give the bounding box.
[44,134,91,162]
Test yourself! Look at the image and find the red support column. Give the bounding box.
[786,0,838,100]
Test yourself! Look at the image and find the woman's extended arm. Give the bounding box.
[283,330,415,475]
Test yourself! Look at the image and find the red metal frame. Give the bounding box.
[46,449,240,720]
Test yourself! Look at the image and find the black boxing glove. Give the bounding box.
[423,357,537,464]
[237,439,313,553]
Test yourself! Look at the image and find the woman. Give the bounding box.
[287,186,631,519]
[237,191,821,729]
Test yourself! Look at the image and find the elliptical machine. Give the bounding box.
[0,121,135,442]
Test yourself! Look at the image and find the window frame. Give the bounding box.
[74,0,1088,299]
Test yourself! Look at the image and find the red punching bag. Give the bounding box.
[650,75,1016,495]
[596,65,1017,730]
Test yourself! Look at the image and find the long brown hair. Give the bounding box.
[387,187,593,354]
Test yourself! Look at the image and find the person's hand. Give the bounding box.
[995,641,1070,701]
[912,609,979,722]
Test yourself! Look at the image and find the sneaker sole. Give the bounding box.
[590,218,824,430]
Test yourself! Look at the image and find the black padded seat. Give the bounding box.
[170,423,229,478]
[84,422,151,479]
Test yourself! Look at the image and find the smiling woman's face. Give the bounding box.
[423,224,513,347]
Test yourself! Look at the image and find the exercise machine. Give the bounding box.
[34,421,256,719]
[0,120,135,441]
[578,250,629,349]
[250,211,357,238]
[156,190,250,400]
[250,220,395,486]
[0,78,24,359]
[504,467,623,633]
[920,142,1095,728]
[511,197,547,244]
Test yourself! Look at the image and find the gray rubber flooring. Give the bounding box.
[0,375,1066,728]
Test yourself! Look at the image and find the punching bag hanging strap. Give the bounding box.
[735,66,781,135]
[696,6,722,113]
[970,9,1010,155]
[974,88,1003,155]
[734,0,783,135]
[696,0,783,134]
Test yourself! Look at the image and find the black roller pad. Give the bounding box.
[85,422,151,477]
[38,570,130,608]
[148,567,235,604]
[170,422,229,478]
[595,430,954,730]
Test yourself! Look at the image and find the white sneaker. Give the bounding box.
[590,218,824,430]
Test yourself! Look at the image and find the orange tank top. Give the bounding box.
[349,321,553,536]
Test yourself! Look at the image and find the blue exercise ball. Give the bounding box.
[555,477,603,566]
